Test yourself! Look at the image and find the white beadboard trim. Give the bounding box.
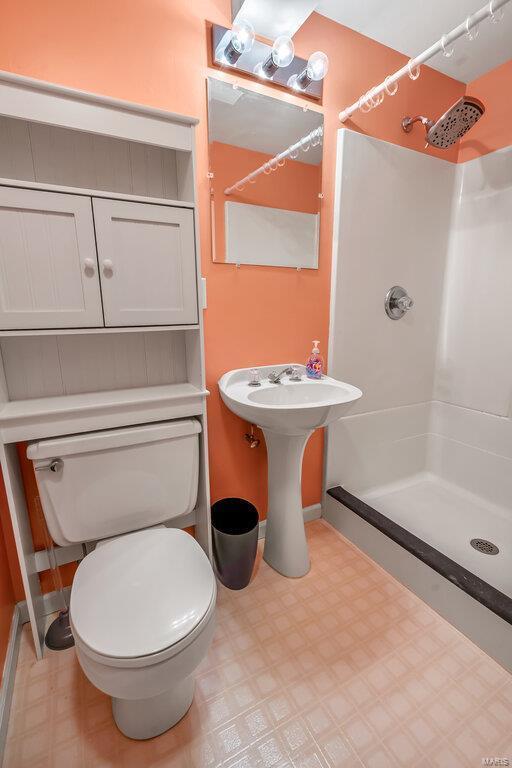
[0,71,195,153]
[258,503,322,539]
[0,606,23,760]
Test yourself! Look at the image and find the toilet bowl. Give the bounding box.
[70,528,216,740]
[27,419,216,740]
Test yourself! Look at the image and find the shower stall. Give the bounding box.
[325,127,512,670]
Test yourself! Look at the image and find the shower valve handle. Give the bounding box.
[385,286,414,320]
[396,295,414,312]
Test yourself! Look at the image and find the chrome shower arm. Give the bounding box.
[401,115,435,133]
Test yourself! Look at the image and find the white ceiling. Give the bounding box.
[316,0,512,83]
[233,0,319,39]
[207,78,323,164]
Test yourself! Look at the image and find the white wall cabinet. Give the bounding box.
[0,187,198,330]
[0,187,103,329]
[93,199,198,326]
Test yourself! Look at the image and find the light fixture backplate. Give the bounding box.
[210,24,323,100]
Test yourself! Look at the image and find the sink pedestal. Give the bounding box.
[262,429,312,578]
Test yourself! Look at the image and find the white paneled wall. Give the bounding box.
[0,116,180,200]
[0,332,187,400]
[328,129,456,415]
[435,145,512,417]
[327,129,511,500]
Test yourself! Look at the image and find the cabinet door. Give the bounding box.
[0,187,103,330]
[93,199,198,326]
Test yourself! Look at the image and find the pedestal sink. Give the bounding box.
[218,365,362,577]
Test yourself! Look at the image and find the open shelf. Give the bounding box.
[0,324,200,338]
[0,383,209,443]
[0,177,196,209]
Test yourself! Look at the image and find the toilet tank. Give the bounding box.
[27,419,202,547]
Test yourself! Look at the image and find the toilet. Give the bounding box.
[27,419,216,740]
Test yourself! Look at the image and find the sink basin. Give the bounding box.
[219,366,362,436]
[219,365,362,577]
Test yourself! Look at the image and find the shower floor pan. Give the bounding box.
[326,473,512,671]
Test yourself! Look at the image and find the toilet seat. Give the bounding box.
[70,528,215,665]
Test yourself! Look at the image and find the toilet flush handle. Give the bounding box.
[35,458,63,473]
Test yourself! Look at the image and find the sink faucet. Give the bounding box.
[268,366,301,384]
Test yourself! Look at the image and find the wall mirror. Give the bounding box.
[207,78,323,269]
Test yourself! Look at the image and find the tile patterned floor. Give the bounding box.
[3,520,512,767]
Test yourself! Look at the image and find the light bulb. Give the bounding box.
[258,35,295,79]
[272,36,295,68]
[288,50,329,91]
[232,20,255,54]
[223,20,255,65]
[306,51,329,81]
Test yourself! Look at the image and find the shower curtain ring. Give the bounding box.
[441,34,455,58]
[359,93,372,113]
[489,0,505,22]
[365,89,382,109]
[384,76,398,96]
[371,89,384,106]
[465,15,479,40]
[407,60,421,80]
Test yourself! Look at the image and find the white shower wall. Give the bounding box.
[326,130,512,509]
[436,144,512,417]
[431,143,512,510]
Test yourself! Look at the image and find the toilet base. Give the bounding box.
[112,675,195,740]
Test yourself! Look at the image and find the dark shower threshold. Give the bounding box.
[327,485,512,626]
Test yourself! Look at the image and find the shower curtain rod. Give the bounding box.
[223,125,323,195]
[339,0,511,123]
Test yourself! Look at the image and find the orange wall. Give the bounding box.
[458,58,512,162]
[0,2,464,596]
[210,141,321,262]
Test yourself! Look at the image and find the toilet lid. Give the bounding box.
[70,528,215,659]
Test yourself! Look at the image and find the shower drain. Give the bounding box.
[470,538,499,555]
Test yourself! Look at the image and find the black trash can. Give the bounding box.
[211,498,259,590]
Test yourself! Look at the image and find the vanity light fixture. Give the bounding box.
[254,35,295,79]
[288,51,329,91]
[221,19,255,66]
[210,23,326,99]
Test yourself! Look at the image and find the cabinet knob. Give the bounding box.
[102,259,114,275]
[83,258,96,274]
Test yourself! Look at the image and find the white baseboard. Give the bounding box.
[258,503,322,539]
[0,606,23,760]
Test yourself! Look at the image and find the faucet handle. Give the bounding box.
[248,368,261,387]
[289,365,302,382]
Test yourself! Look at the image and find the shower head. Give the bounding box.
[402,96,485,149]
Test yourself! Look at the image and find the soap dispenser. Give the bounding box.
[306,340,324,379]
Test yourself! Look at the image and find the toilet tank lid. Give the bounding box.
[27,419,201,460]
